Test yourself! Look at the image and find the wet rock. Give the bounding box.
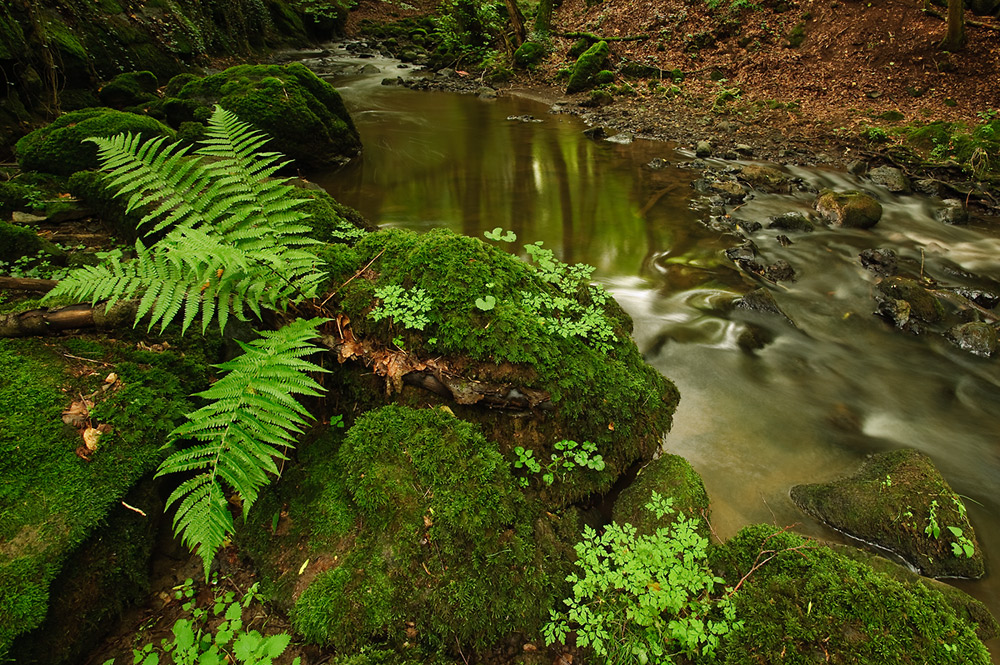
[955,288,999,310]
[768,211,814,232]
[913,179,946,197]
[859,248,898,277]
[695,140,713,158]
[380,77,403,86]
[776,234,792,246]
[647,157,668,169]
[935,199,969,225]
[734,287,793,324]
[790,449,985,579]
[948,322,997,357]
[736,219,762,234]
[846,159,868,176]
[507,115,542,123]
[436,67,457,78]
[738,164,791,193]
[867,165,911,194]
[814,189,882,229]
[724,242,757,263]
[612,454,710,536]
[477,87,497,99]
[764,259,795,282]
[583,126,607,140]
[606,132,634,144]
[359,64,380,75]
[737,322,775,351]
[876,276,945,324]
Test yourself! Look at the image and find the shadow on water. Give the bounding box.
[311,50,1000,654]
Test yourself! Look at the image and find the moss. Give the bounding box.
[612,454,709,536]
[0,335,214,659]
[291,405,556,651]
[513,40,546,68]
[294,187,374,243]
[566,40,610,94]
[0,182,34,219]
[567,37,591,58]
[790,449,983,578]
[0,221,65,265]
[333,228,678,505]
[14,108,175,176]
[172,63,361,169]
[98,71,160,109]
[710,525,991,664]
[66,170,142,242]
[877,276,946,323]
[814,189,883,229]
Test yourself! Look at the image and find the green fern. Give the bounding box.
[159,317,328,577]
[44,105,326,333]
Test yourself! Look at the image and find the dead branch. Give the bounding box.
[729,525,815,595]
[0,276,59,292]
[0,301,138,338]
[560,31,649,42]
[922,6,1000,30]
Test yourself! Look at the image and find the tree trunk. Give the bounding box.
[0,277,59,292]
[504,0,527,46]
[940,0,967,50]
[534,0,553,37]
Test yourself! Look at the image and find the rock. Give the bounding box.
[380,77,404,86]
[764,259,795,282]
[776,234,792,246]
[768,212,814,232]
[513,41,546,68]
[477,87,497,99]
[814,189,883,229]
[647,157,668,169]
[612,454,710,536]
[98,70,159,109]
[955,288,999,309]
[10,211,46,224]
[734,287,793,324]
[734,143,753,155]
[876,276,945,324]
[738,164,791,193]
[858,248,898,277]
[695,140,713,158]
[582,126,607,140]
[606,132,634,144]
[846,159,868,176]
[359,64,380,75]
[736,219,762,234]
[790,449,986,579]
[948,322,997,357]
[436,67,457,78]
[566,40,610,94]
[913,179,945,197]
[935,199,969,225]
[0,220,67,264]
[868,165,911,194]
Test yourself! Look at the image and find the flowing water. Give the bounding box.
[308,49,1000,652]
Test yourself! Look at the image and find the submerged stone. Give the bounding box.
[768,211,814,232]
[868,165,911,194]
[738,163,791,193]
[948,321,997,357]
[936,199,970,225]
[790,449,985,579]
[859,247,898,277]
[814,189,883,229]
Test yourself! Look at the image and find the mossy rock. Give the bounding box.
[738,163,791,193]
[710,524,991,664]
[291,187,375,243]
[0,221,65,265]
[611,453,709,537]
[0,335,216,661]
[790,449,984,578]
[566,40,610,94]
[13,108,174,176]
[243,406,565,654]
[0,182,34,220]
[171,63,362,169]
[619,60,662,78]
[513,40,546,68]
[768,211,814,232]
[948,321,997,357]
[66,170,143,243]
[814,189,883,228]
[876,276,946,324]
[331,228,679,506]
[98,71,159,109]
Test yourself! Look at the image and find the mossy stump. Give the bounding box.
[790,449,985,579]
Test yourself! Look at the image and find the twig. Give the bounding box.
[319,249,385,308]
[62,353,114,366]
[729,525,813,595]
[121,501,147,517]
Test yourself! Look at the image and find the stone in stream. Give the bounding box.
[859,247,898,277]
[814,189,883,229]
[935,199,970,225]
[737,163,791,193]
[875,276,945,325]
[768,211,814,232]
[948,321,997,357]
[695,139,713,157]
[611,454,710,537]
[867,165,911,194]
[790,448,985,579]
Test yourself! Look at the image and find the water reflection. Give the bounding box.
[313,54,1000,643]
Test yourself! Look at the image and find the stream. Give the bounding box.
[305,47,1000,652]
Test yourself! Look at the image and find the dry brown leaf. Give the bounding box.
[104,372,117,384]
[61,401,90,428]
[83,427,101,451]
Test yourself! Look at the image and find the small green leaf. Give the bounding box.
[475,295,496,311]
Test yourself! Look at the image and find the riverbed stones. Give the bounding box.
[948,321,997,357]
[738,163,791,193]
[935,199,970,225]
[790,448,985,579]
[695,139,713,157]
[734,287,794,325]
[768,211,814,232]
[876,276,945,324]
[859,247,898,277]
[868,165,911,194]
[814,189,883,228]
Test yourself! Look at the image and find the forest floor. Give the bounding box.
[348,0,1000,206]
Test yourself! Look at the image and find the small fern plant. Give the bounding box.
[44,106,331,576]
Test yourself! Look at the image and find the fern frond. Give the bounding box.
[157,318,328,577]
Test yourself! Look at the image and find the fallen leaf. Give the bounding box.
[423,515,434,528]
[61,401,90,428]
[83,427,101,451]
[104,372,117,384]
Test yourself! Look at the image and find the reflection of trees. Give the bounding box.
[543,129,576,265]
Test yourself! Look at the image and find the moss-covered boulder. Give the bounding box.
[768,211,814,232]
[0,182,35,220]
[0,335,217,663]
[566,40,610,94]
[790,449,984,579]
[738,163,792,194]
[710,525,992,663]
[170,63,361,169]
[0,220,66,266]
[329,228,679,506]
[876,276,946,325]
[513,40,546,68]
[240,406,567,656]
[97,70,159,109]
[13,108,174,176]
[814,189,883,228]
[612,453,709,536]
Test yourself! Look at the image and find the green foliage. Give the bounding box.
[116,580,298,665]
[14,108,174,176]
[45,106,326,335]
[513,439,605,487]
[430,0,505,67]
[567,40,610,94]
[861,125,890,142]
[544,492,740,663]
[905,115,1000,178]
[482,226,516,242]
[369,285,433,331]
[0,248,71,280]
[159,317,328,578]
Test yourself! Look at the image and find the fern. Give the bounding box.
[158,317,328,578]
[44,105,326,333]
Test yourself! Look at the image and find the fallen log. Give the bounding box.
[0,277,59,292]
[0,301,138,337]
[560,31,649,42]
